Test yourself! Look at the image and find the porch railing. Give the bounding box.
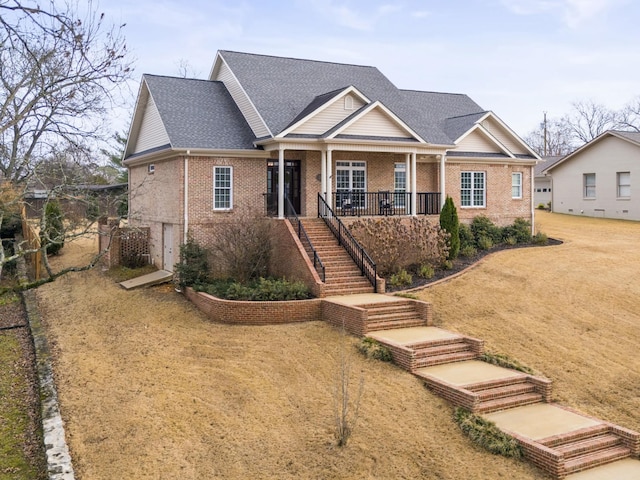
[317,193,377,291]
[284,196,326,283]
[331,191,442,216]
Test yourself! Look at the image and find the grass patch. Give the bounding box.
[453,408,523,459]
[0,334,46,479]
[480,352,534,374]
[357,338,393,362]
[106,264,158,283]
[394,292,418,300]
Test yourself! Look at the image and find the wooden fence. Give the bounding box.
[21,206,42,280]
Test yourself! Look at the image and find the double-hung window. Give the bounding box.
[336,161,366,208]
[461,171,485,207]
[584,173,596,199]
[617,172,630,198]
[512,172,522,199]
[213,166,233,210]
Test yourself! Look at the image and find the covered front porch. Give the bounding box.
[259,139,450,219]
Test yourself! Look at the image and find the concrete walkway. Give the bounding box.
[566,458,640,479]
[416,359,526,386]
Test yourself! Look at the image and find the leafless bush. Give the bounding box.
[210,210,272,283]
[333,333,365,447]
[349,217,449,276]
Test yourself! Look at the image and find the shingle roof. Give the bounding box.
[219,50,480,145]
[535,156,563,176]
[613,130,640,144]
[143,74,256,150]
[442,112,488,141]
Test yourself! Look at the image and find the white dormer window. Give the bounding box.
[148,164,155,174]
[344,95,354,110]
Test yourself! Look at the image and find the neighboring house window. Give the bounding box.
[336,161,366,208]
[617,172,631,198]
[148,164,155,174]
[512,172,522,199]
[584,173,596,198]
[213,166,233,210]
[394,162,406,207]
[461,171,486,207]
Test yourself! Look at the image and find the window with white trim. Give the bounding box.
[213,166,233,210]
[394,163,406,207]
[336,161,366,208]
[461,171,485,207]
[617,172,630,198]
[584,173,596,198]
[512,172,522,199]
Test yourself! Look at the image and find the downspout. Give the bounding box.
[184,152,189,244]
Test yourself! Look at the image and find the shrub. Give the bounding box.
[460,245,477,258]
[533,231,548,245]
[439,196,460,259]
[349,217,448,276]
[502,218,532,244]
[537,203,546,210]
[174,234,209,289]
[40,200,65,256]
[418,264,435,279]
[471,215,502,246]
[504,236,517,246]
[389,269,412,287]
[476,235,493,251]
[480,352,534,374]
[458,223,474,250]
[453,408,523,459]
[195,277,311,301]
[357,338,393,362]
[441,259,453,270]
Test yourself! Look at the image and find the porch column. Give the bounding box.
[411,151,417,216]
[321,150,327,202]
[326,148,333,209]
[405,153,411,213]
[278,148,285,219]
[440,153,446,207]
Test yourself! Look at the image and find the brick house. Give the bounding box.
[123,50,538,293]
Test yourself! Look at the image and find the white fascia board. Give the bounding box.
[476,124,515,158]
[124,147,269,167]
[484,111,541,159]
[213,52,273,138]
[123,78,150,159]
[277,85,371,138]
[325,101,426,143]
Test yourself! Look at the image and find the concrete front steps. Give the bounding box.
[300,218,375,295]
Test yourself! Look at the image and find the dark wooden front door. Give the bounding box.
[267,160,301,215]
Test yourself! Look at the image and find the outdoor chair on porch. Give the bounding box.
[378,191,392,216]
[341,197,353,215]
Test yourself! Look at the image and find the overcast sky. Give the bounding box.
[105,0,639,139]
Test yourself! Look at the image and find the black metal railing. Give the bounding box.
[284,196,326,283]
[332,191,411,217]
[317,193,377,291]
[417,192,441,215]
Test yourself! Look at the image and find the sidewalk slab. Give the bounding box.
[484,403,601,441]
[415,360,525,386]
[323,293,405,306]
[368,326,462,346]
[566,458,640,479]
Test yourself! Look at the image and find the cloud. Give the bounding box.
[500,0,627,28]
[305,1,403,31]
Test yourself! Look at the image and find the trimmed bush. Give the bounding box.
[458,223,474,250]
[460,245,477,258]
[453,408,523,459]
[174,235,209,289]
[476,235,493,251]
[471,215,502,246]
[195,277,311,301]
[418,264,435,279]
[533,231,548,245]
[439,196,460,259]
[502,218,532,244]
[389,269,412,287]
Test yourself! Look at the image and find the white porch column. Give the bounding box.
[440,153,446,207]
[278,148,285,219]
[411,152,417,216]
[321,150,327,202]
[405,153,411,213]
[326,148,333,209]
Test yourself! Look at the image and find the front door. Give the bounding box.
[267,160,301,215]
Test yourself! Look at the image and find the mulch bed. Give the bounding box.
[385,238,563,292]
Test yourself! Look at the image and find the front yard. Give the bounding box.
[33,211,640,479]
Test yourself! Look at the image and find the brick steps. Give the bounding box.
[564,445,631,474]
[300,218,374,295]
[416,350,479,368]
[475,392,544,414]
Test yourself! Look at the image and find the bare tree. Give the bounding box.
[524,116,575,157]
[562,100,616,145]
[616,96,640,132]
[0,0,133,183]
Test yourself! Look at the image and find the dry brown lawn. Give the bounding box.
[35,212,640,479]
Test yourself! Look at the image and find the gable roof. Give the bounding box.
[214,50,461,145]
[544,130,640,173]
[126,75,256,158]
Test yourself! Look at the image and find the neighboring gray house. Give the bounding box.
[543,130,640,220]
[534,156,562,207]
